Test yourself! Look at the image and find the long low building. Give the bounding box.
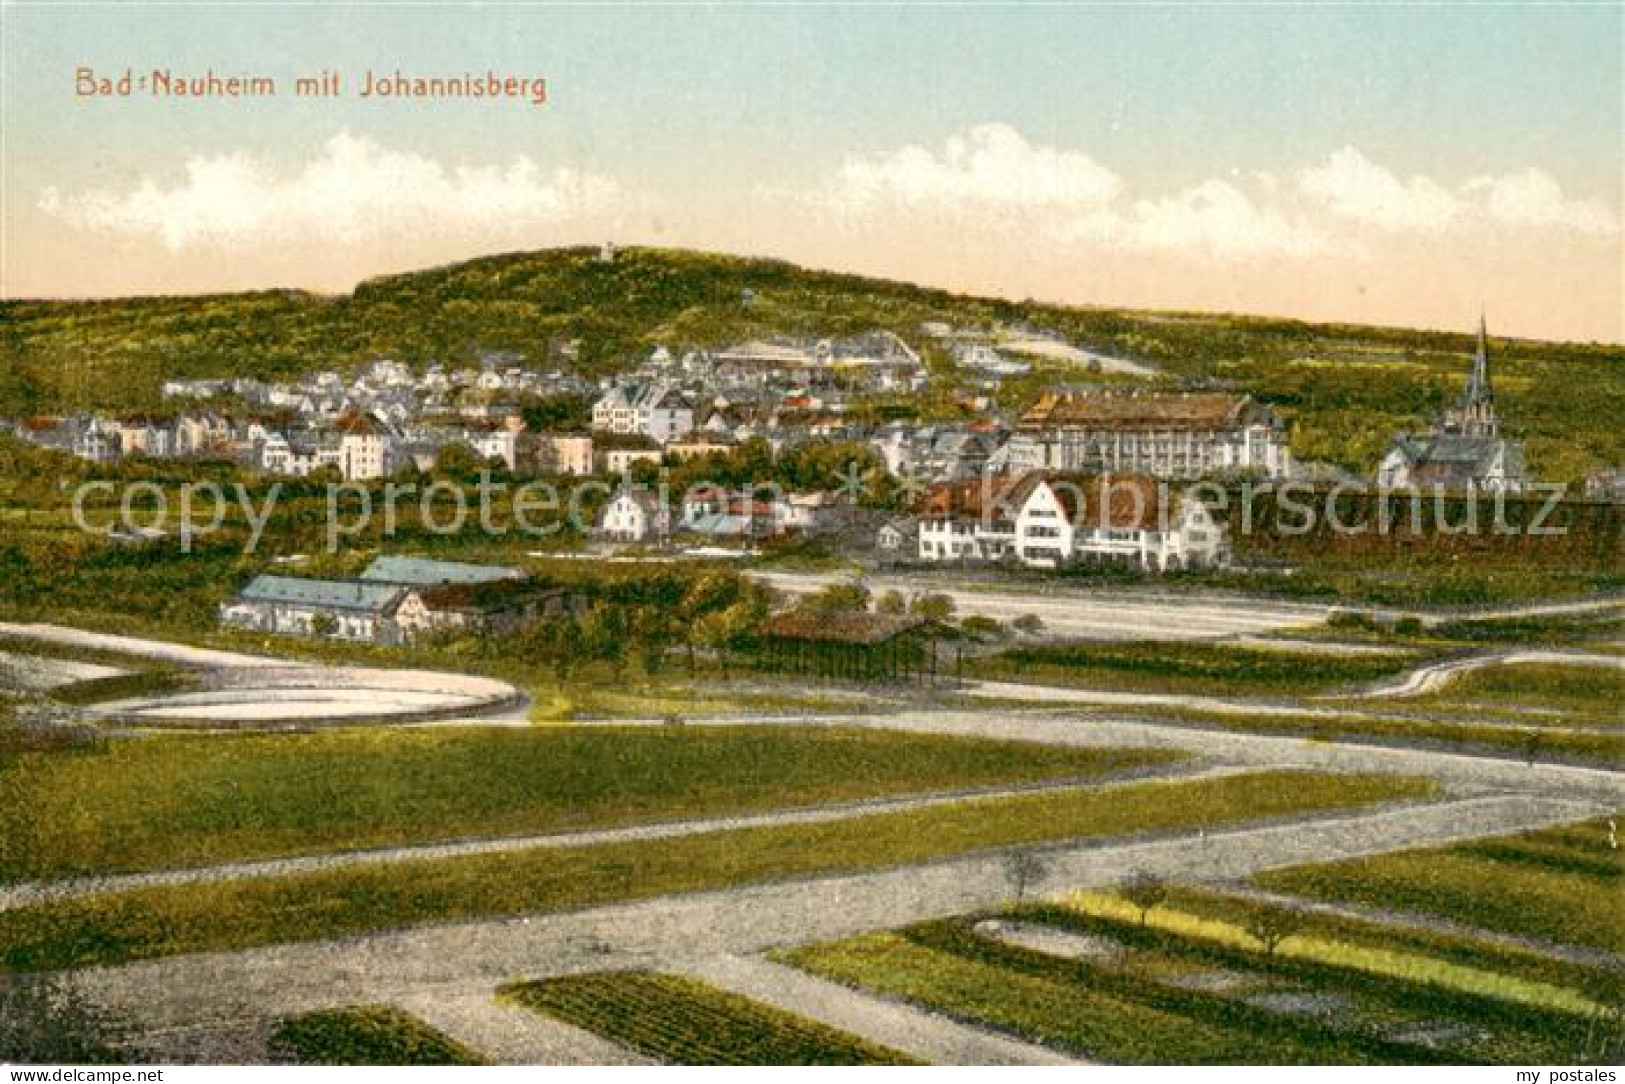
[220,556,570,644]
[220,576,409,644]
[998,390,1292,480]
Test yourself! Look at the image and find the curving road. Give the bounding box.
[1351,648,1625,699]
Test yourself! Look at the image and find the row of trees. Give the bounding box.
[795,578,1046,640]
[1004,863,1306,959]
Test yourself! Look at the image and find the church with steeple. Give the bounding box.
[1377,316,1527,492]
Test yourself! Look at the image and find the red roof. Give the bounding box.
[335,411,380,435]
[919,471,1177,531]
[756,611,924,644]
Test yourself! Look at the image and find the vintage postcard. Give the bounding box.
[0,0,1620,1074]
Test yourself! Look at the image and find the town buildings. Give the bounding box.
[591,382,696,444]
[336,411,394,481]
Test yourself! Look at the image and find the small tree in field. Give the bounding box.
[959,615,1006,641]
[1012,614,1045,637]
[1002,850,1051,905]
[309,613,338,638]
[1244,909,1304,957]
[802,581,871,615]
[909,592,956,622]
[876,589,908,615]
[1119,870,1169,926]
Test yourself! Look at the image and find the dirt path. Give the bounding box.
[963,679,1337,716]
[0,622,304,670]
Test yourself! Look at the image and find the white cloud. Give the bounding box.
[829,123,1122,214]
[1119,178,1351,259]
[40,125,1619,273]
[1297,147,1618,238]
[1463,168,1619,235]
[817,130,1346,259]
[1297,146,1461,233]
[803,127,1619,260]
[38,133,625,251]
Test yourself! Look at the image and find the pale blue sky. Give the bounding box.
[3,3,1621,338]
[7,4,1620,189]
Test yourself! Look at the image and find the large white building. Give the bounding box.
[591,382,695,445]
[916,472,1227,572]
[998,391,1291,480]
[596,487,670,543]
[336,411,395,481]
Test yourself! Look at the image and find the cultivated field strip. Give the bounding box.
[503,970,918,1064]
[0,763,1228,911]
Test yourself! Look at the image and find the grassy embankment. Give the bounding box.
[0,769,1433,971]
[968,640,1427,697]
[503,972,917,1065]
[969,637,1622,766]
[0,633,196,706]
[1297,608,1625,649]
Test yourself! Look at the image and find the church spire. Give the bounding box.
[1449,310,1497,437]
[1467,310,1493,405]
